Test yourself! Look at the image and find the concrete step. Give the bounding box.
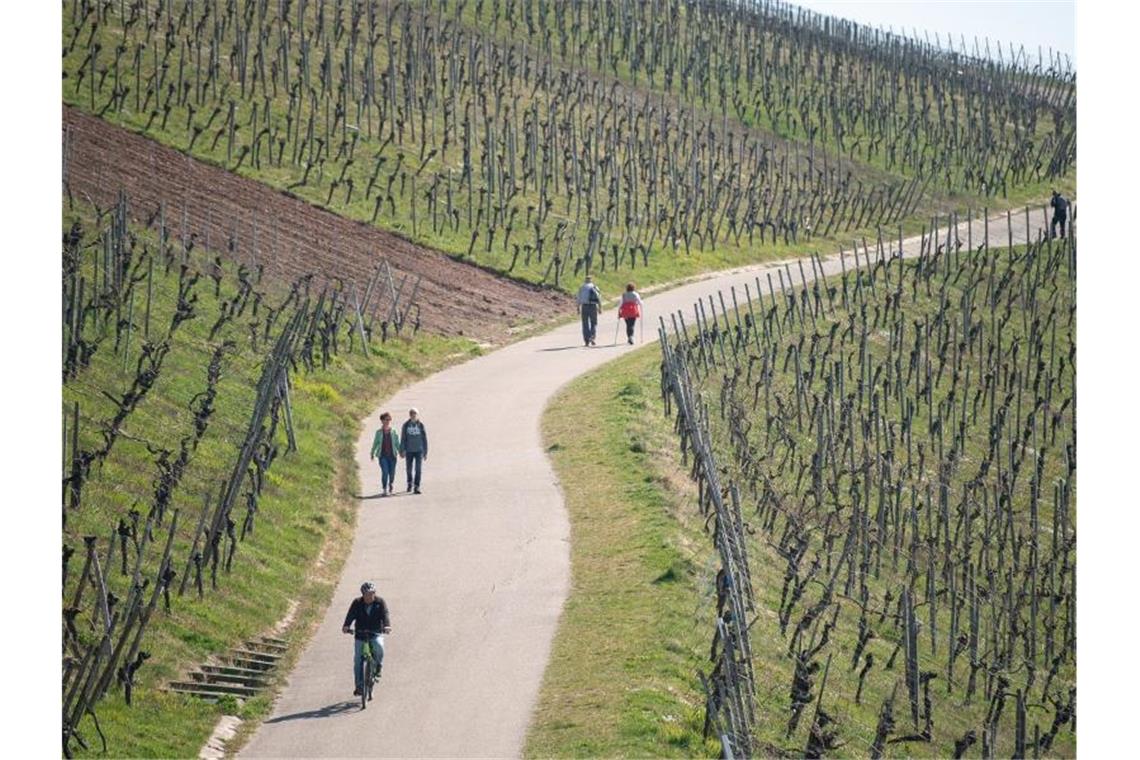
[231,647,280,663]
[201,663,272,680]
[249,638,288,652]
[171,680,260,698]
[193,669,269,688]
[229,656,275,672]
[169,681,257,699]
[169,633,286,699]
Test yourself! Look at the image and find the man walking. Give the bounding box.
[400,408,428,494]
[1050,190,1070,239]
[577,275,602,346]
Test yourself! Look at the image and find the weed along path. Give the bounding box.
[240,207,1057,758]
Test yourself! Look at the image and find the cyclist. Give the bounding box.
[342,582,391,696]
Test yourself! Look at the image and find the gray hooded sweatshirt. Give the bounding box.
[577,281,602,311]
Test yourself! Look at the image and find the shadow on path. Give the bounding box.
[538,344,624,352]
[264,701,359,724]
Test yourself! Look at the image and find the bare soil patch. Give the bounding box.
[63,106,572,346]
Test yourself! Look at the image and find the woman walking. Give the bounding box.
[370,412,400,496]
[618,283,644,345]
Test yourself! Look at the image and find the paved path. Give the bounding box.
[241,207,1055,758]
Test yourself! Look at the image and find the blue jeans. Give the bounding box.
[379,455,397,491]
[405,452,423,488]
[353,635,384,690]
[580,305,598,343]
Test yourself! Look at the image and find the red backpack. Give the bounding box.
[618,297,641,319]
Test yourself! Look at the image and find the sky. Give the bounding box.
[792,0,1076,68]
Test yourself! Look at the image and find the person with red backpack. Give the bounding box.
[617,283,644,345]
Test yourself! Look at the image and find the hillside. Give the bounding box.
[60,191,491,757]
[657,231,1076,756]
[62,0,1074,296]
[58,1,1077,756]
[64,106,572,345]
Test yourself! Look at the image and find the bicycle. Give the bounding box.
[345,628,386,709]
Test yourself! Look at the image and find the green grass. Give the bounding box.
[527,347,722,758]
[63,198,484,758]
[531,240,1076,758]
[450,1,1074,194]
[61,2,1070,306]
[677,243,1076,756]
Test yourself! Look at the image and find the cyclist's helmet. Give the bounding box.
[361,581,376,594]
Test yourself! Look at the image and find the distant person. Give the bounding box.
[370,412,400,496]
[617,282,644,345]
[577,275,602,346]
[400,408,428,494]
[342,581,391,697]
[1050,190,1069,239]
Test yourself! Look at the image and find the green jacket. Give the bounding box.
[371,428,400,458]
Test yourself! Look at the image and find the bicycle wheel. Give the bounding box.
[361,659,371,710]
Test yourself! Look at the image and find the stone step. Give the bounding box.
[201,663,272,680]
[170,681,258,699]
[249,638,288,652]
[228,655,275,672]
[169,633,286,699]
[193,669,270,688]
[231,647,280,663]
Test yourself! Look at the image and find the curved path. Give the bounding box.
[242,208,1055,757]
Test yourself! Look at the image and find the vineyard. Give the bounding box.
[62,0,1074,294]
[62,105,572,345]
[59,189,481,757]
[57,0,1078,756]
[658,220,1076,756]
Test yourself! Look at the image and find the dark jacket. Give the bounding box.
[343,596,390,640]
[1050,194,1069,218]
[401,419,428,456]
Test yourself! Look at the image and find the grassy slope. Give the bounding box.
[692,247,1075,756]
[63,198,481,758]
[531,244,1075,757]
[59,5,1074,754]
[61,3,1071,304]
[449,1,1075,208]
[528,348,723,758]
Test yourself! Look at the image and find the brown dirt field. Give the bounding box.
[62,105,572,346]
